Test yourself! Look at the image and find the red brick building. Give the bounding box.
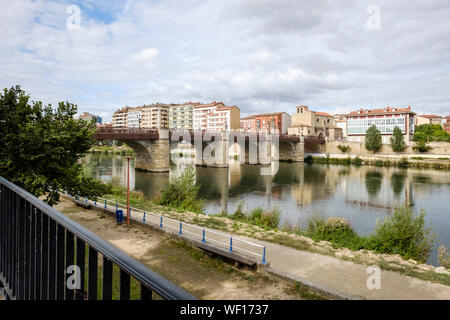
[240,112,291,134]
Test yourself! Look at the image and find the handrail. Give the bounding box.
[0,176,195,300]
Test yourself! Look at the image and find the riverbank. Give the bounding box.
[101,188,450,287]
[54,197,325,300]
[305,153,450,169]
[88,145,135,155]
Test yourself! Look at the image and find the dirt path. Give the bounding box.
[54,198,321,300]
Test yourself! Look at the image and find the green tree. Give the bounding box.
[414,124,450,142]
[0,86,109,205]
[390,126,406,152]
[412,130,432,153]
[365,125,382,153]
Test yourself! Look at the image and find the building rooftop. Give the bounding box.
[418,114,442,119]
[346,106,415,116]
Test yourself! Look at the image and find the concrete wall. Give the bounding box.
[325,140,450,155]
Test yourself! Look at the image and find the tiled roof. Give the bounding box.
[240,112,287,119]
[418,114,442,119]
[315,111,332,117]
[346,106,414,116]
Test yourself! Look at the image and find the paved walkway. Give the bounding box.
[240,236,450,300]
[82,197,450,300]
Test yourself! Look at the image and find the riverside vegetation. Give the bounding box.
[98,168,450,286]
[304,154,450,169]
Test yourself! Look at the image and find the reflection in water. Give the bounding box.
[391,172,406,197]
[365,171,383,198]
[82,153,450,266]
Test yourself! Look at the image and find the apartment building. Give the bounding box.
[193,102,240,131]
[112,107,129,128]
[240,112,291,134]
[78,112,102,124]
[345,106,416,143]
[288,105,341,139]
[415,114,443,126]
[169,102,200,130]
[112,104,169,129]
[127,109,142,128]
[141,104,169,129]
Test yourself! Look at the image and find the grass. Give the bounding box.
[284,282,327,300]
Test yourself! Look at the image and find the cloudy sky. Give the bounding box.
[1,0,449,122]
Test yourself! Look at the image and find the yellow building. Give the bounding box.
[288,105,341,139]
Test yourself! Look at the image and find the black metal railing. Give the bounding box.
[0,176,195,300]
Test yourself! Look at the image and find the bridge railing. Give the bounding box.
[76,196,267,265]
[0,176,195,300]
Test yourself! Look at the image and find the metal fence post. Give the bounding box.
[229,237,233,252]
[202,229,206,243]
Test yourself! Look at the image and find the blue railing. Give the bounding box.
[79,196,267,264]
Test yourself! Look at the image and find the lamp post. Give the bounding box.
[124,156,134,226]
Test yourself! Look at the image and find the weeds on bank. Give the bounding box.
[155,168,203,214]
[218,201,281,230]
[305,206,435,264]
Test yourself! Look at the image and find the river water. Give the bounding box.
[82,153,450,265]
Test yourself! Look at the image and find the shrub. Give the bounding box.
[248,207,281,229]
[337,144,351,153]
[397,157,410,168]
[371,206,434,263]
[437,245,450,269]
[232,201,246,220]
[155,167,203,213]
[352,156,363,166]
[304,155,314,164]
[306,215,368,250]
[413,140,432,153]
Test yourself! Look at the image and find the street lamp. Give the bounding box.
[124,156,134,226]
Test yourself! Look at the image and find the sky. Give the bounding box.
[1,0,449,122]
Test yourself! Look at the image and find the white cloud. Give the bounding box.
[0,0,449,122]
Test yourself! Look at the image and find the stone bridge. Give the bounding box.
[93,128,304,172]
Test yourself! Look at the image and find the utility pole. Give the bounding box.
[124,156,134,226]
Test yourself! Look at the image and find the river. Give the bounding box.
[82,153,450,266]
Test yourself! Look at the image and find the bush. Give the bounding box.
[155,167,203,213]
[352,156,363,166]
[397,157,410,168]
[337,145,351,153]
[304,155,314,164]
[437,245,450,269]
[306,215,368,250]
[232,201,246,220]
[248,207,281,229]
[371,206,434,263]
[413,140,432,153]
